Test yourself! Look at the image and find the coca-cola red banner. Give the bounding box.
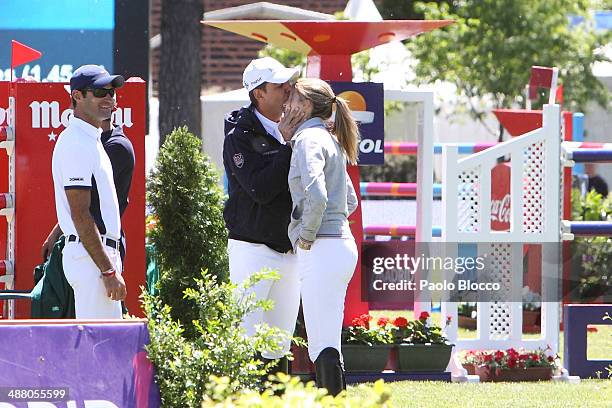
[491,163,511,231]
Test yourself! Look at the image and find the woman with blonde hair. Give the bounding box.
[282,78,359,396]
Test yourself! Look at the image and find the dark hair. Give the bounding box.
[294,78,360,165]
[248,82,267,108]
[71,89,87,108]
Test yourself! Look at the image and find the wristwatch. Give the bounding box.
[298,237,313,251]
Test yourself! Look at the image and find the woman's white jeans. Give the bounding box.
[298,237,357,362]
[62,241,123,319]
[228,239,300,359]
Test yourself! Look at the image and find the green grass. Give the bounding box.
[370,310,612,361]
[348,379,612,408]
[357,310,612,407]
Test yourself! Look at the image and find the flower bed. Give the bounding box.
[461,348,559,382]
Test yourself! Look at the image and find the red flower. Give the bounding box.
[419,311,430,321]
[547,356,554,363]
[351,314,373,329]
[507,358,517,368]
[393,317,409,328]
[483,354,493,363]
[494,351,505,361]
[377,317,390,327]
[518,361,525,369]
[446,316,452,326]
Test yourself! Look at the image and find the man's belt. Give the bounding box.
[67,234,120,250]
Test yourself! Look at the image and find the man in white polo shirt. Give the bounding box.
[52,65,127,318]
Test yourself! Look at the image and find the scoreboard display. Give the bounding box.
[0,0,114,81]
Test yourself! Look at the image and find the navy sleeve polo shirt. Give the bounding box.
[90,126,135,233]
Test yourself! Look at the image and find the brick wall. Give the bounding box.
[150,0,347,94]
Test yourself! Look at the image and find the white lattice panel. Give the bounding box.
[523,141,545,233]
[457,168,480,233]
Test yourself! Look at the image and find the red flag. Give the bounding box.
[11,40,42,69]
[555,84,564,105]
[529,66,555,88]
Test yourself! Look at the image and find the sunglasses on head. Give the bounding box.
[83,88,115,98]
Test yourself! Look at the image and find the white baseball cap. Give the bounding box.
[242,57,299,92]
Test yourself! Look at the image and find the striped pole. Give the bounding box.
[360,182,442,198]
[566,221,612,237]
[384,141,611,156]
[567,149,612,163]
[384,142,497,155]
[364,225,442,237]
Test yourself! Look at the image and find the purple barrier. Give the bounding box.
[563,304,612,378]
[0,320,160,408]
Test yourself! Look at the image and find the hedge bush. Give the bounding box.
[147,126,229,333]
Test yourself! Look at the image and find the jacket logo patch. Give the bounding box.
[69,177,84,182]
[233,153,244,168]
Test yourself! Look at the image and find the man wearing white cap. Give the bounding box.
[223,57,304,376]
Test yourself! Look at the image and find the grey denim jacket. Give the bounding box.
[288,117,358,250]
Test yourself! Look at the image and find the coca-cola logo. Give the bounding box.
[491,193,511,224]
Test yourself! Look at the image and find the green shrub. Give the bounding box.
[202,375,391,407]
[144,269,292,408]
[570,189,612,301]
[147,126,229,331]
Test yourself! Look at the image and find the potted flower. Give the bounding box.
[461,350,480,375]
[341,314,394,372]
[393,312,454,372]
[467,347,559,382]
[457,302,477,330]
[522,286,541,333]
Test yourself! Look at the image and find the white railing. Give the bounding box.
[440,104,562,380]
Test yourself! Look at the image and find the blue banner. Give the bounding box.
[330,82,385,166]
[0,0,114,82]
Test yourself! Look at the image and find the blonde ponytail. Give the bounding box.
[333,97,360,165]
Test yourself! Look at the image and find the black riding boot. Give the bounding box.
[257,355,289,394]
[314,347,346,397]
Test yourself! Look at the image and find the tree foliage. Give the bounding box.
[407,0,610,117]
[147,127,229,333]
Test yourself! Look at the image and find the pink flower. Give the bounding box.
[377,317,390,327]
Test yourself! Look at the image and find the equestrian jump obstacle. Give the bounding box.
[362,101,611,381]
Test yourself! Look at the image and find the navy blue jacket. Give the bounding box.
[223,105,293,253]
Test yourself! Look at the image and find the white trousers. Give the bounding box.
[63,242,123,319]
[298,238,357,362]
[228,239,300,359]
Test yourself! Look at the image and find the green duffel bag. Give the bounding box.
[31,235,75,319]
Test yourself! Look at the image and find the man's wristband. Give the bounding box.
[101,268,115,278]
